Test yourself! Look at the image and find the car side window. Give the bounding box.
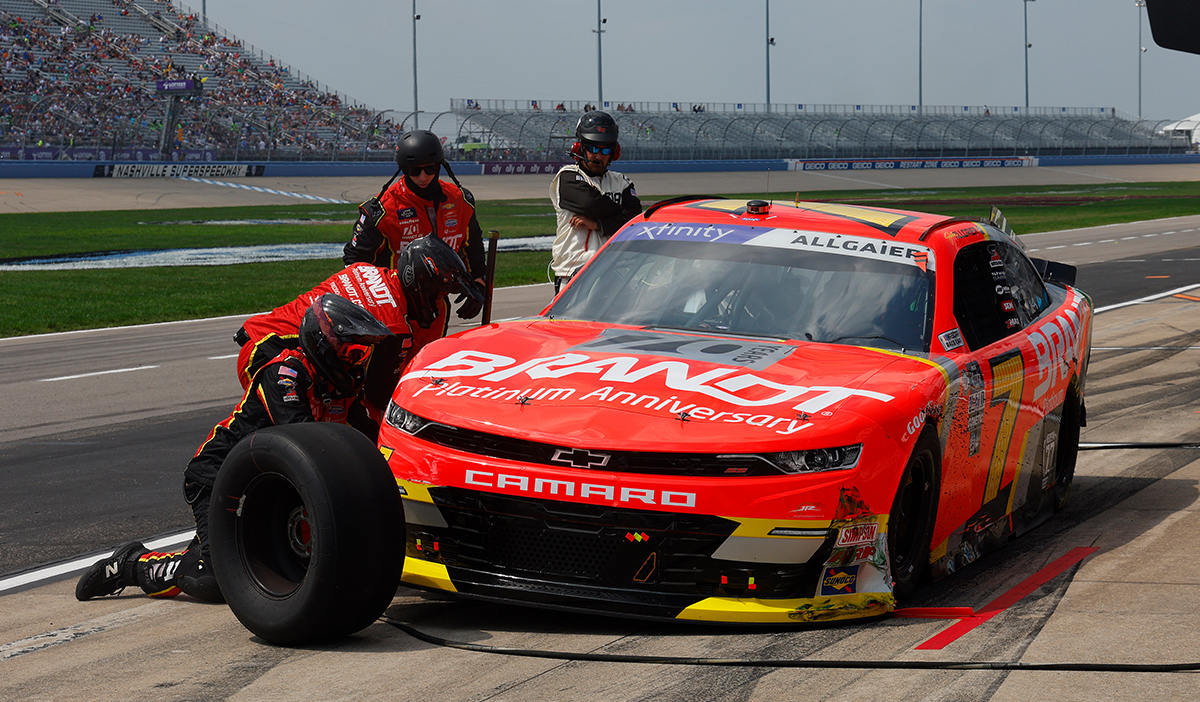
[952,241,1024,350]
[1001,245,1051,325]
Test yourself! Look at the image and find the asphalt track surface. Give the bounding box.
[1,166,1199,701]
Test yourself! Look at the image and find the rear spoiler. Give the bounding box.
[1030,258,1078,288]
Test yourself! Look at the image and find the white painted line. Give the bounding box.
[1098,239,1116,243]
[208,354,239,360]
[0,530,195,594]
[1094,283,1200,314]
[1120,236,1138,240]
[40,365,159,382]
[1,601,172,661]
[1046,245,1067,250]
[1163,231,1177,235]
[1143,233,1159,238]
[174,176,351,204]
[1093,347,1200,350]
[1071,242,1093,247]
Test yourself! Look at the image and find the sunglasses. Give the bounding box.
[408,163,440,176]
[583,144,613,155]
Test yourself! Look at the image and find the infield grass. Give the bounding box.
[3,180,1200,337]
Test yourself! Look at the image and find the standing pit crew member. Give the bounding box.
[75,294,394,604]
[550,110,642,293]
[235,235,482,416]
[344,130,487,329]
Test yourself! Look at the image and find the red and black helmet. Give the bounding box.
[299,293,394,397]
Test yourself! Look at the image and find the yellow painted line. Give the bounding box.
[1174,293,1200,302]
[1146,275,1171,279]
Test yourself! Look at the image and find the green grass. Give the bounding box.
[4,180,1200,337]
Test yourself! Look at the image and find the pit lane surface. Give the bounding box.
[2,172,1199,700]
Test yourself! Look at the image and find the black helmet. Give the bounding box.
[576,111,619,144]
[395,130,444,168]
[299,293,394,398]
[397,235,482,329]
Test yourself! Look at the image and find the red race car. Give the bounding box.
[211,196,1093,642]
[376,197,1092,625]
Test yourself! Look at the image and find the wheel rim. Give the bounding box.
[237,473,312,598]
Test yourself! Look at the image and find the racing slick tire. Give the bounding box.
[1052,382,1082,512]
[209,423,405,645]
[888,431,939,601]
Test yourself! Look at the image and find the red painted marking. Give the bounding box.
[893,607,975,619]
[913,546,1097,650]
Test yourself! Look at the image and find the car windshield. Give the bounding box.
[548,236,935,352]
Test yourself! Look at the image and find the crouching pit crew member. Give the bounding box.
[75,294,394,604]
[234,235,481,424]
[344,129,487,329]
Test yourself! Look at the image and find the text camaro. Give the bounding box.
[378,197,1092,624]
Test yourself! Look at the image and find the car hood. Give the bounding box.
[395,320,939,452]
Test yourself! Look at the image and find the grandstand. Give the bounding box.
[451,100,1190,162]
[1,0,1191,164]
[0,0,403,161]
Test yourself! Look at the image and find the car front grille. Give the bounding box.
[409,487,828,600]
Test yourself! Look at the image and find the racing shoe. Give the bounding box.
[74,540,148,601]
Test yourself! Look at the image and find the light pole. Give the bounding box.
[412,0,420,129]
[1136,0,1146,118]
[918,0,923,109]
[766,0,775,111]
[593,1,606,107]
[1023,0,1034,109]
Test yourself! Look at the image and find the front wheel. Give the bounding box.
[209,423,405,645]
[888,431,939,601]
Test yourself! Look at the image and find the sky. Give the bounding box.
[188,0,1200,124]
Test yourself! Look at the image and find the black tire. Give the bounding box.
[888,431,939,602]
[209,423,405,645]
[1052,383,1082,512]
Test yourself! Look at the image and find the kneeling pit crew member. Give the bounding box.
[75,294,393,604]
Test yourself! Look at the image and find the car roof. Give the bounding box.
[627,197,1014,261]
[640,197,955,243]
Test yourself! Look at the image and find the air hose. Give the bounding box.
[1079,441,1200,450]
[381,616,1200,672]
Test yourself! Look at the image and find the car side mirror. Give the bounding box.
[1030,258,1078,288]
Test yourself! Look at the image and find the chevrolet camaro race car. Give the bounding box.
[376,197,1093,625]
[209,197,1092,643]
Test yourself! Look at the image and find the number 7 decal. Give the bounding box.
[984,350,1025,504]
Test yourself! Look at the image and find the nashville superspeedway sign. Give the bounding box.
[94,164,266,178]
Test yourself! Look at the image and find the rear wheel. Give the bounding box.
[888,432,939,601]
[1053,383,1082,512]
[209,423,405,645]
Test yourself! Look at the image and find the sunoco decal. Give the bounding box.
[402,349,893,436]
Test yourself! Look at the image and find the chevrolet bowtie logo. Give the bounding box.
[550,448,612,469]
